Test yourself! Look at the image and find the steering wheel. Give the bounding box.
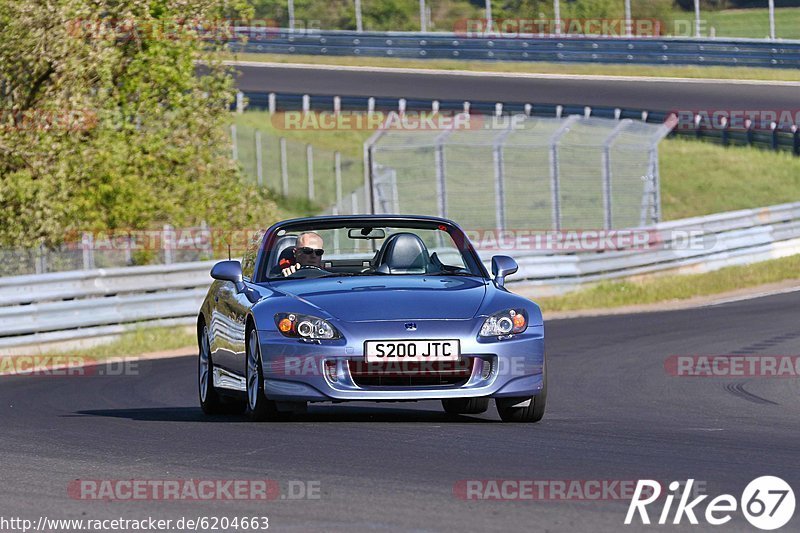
[287,264,329,278]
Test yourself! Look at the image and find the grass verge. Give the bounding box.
[535,254,800,312]
[47,326,196,361]
[225,52,800,82]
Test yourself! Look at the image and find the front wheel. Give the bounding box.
[496,371,547,423]
[246,329,280,421]
[199,324,224,414]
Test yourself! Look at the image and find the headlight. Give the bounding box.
[274,313,340,340]
[479,309,527,338]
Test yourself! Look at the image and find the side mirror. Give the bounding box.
[491,255,518,288]
[211,260,244,291]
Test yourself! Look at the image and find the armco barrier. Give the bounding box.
[230,29,800,69]
[1,202,799,350]
[238,91,800,156]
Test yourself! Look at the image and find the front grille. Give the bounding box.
[348,359,474,387]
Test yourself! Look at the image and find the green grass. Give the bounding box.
[46,326,196,360]
[697,7,800,40]
[536,253,800,312]
[231,111,800,222]
[660,138,800,220]
[224,51,800,82]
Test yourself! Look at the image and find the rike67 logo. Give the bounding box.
[626,477,795,530]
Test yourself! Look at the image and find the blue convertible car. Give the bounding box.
[197,215,546,422]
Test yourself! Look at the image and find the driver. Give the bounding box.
[282,232,324,277]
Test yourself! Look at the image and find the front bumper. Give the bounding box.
[257,321,544,402]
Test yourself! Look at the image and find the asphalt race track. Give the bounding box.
[1,290,798,531]
[233,63,800,111]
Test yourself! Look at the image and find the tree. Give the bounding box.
[0,0,279,249]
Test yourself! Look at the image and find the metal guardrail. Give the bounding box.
[0,262,214,351]
[230,29,800,69]
[2,202,800,350]
[239,91,800,156]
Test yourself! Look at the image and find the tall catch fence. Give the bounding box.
[364,115,673,231]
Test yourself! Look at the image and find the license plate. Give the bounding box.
[364,340,460,363]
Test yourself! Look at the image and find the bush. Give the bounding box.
[0,0,281,250]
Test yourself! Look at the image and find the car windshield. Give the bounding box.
[265,221,484,280]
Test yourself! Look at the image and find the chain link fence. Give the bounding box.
[365,115,672,231]
[232,123,364,209]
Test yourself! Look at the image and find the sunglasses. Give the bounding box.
[297,247,324,256]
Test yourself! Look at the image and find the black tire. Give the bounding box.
[442,397,490,415]
[198,323,225,415]
[496,370,547,423]
[246,329,280,422]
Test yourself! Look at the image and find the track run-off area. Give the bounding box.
[1,290,798,531]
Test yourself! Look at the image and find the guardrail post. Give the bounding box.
[720,117,729,146]
[601,120,632,230]
[491,123,514,231]
[35,244,46,275]
[306,144,315,201]
[334,151,343,212]
[553,0,561,34]
[355,0,363,32]
[624,0,632,37]
[333,96,341,114]
[492,144,505,230]
[433,126,454,219]
[199,220,212,260]
[548,115,577,230]
[163,224,174,265]
[302,94,310,113]
[693,0,701,38]
[268,92,276,114]
[769,0,776,40]
[288,0,296,31]
[390,169,400,213]
[771,122,779,151]
[81,232,95,270]
[280,137,289,197]
[236,91,244,114]
[255,130,264,187]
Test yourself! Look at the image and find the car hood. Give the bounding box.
[270,276,488,322]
